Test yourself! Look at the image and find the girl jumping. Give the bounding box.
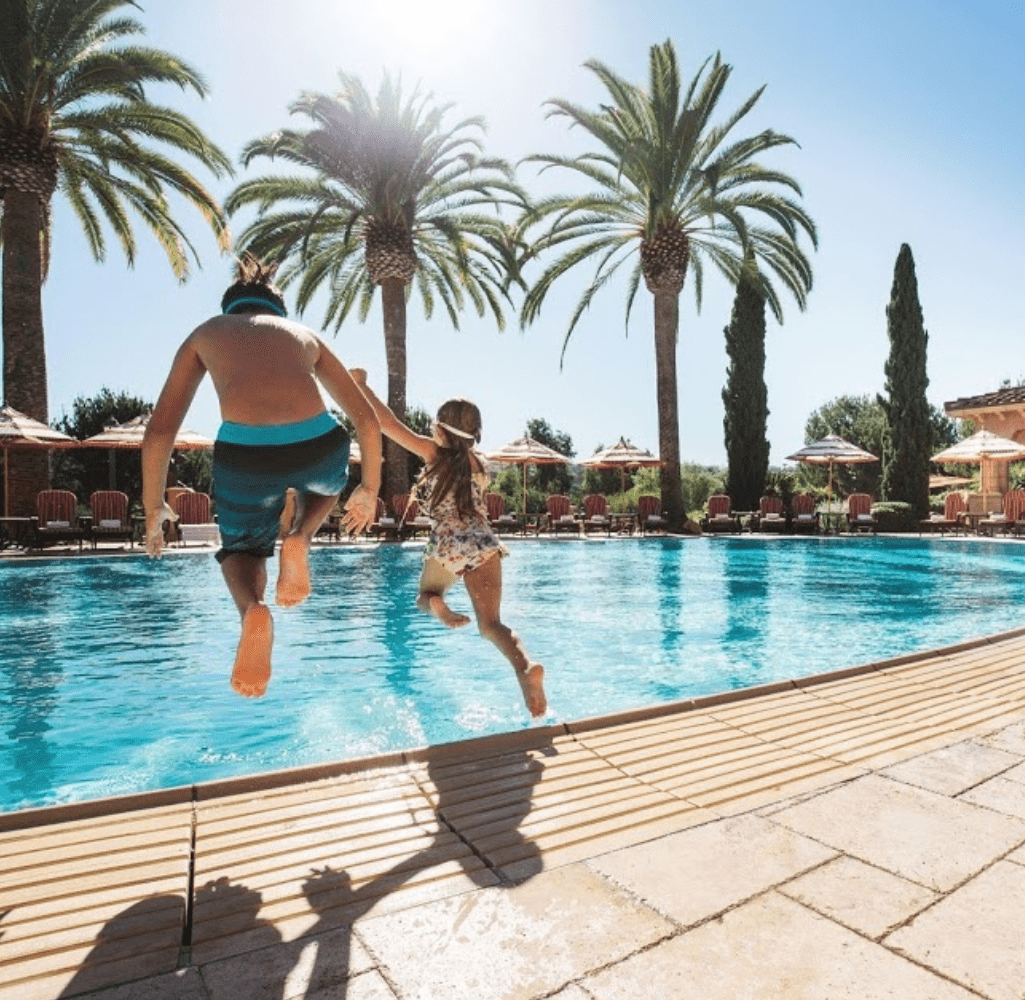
[352,371,547,718]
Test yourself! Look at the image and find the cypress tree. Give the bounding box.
[879,244,931,518]
[723,261,770,511]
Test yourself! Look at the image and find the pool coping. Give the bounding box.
[5,621,1025,833]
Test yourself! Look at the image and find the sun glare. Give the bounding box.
[359,1,505,77]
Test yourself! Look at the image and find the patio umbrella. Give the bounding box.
[931,429,1025,494]
[0,405,79,517]
[80,413,214,489]
[786,434,879,512]
[579,437,662,492]
[485,435,572,514]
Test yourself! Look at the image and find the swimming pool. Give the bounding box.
[2,535,1024,812]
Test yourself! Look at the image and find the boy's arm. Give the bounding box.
[141,336,207,556]
[313,343,383,535]
[347,367,438,464]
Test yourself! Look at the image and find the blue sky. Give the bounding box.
[38,0,1025,466]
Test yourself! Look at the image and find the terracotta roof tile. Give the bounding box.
[945,386,1025,412]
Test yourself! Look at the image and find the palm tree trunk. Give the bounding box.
[380,277,409,501]
[653,289,685,530]
[2,188,51,515]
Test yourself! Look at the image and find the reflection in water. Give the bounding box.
[6,539,1025,810]
[0,567,62,803]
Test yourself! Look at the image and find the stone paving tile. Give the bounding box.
[779,855,938,939]
[959,774,1025,820]
[1010,843,1025,865]
[771,773,1025,891]
[1002,760,1025,784]
[355,863,673,1000]
[579,892,976,1000]
[53,968,208,1000]
[887,860,1025,1000]
[881,739,1022,795]
[199,921,377,1000]
[587,814,835,927]
[975,720,1025,755]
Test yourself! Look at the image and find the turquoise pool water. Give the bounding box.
[2,536,1024,812]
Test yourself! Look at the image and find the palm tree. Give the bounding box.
[0,0,232,513]
[225,71,528,498]
[519,40,817,529]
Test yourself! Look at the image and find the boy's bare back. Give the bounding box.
[188,313,329,426]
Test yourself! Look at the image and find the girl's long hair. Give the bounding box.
[421,399,483,520]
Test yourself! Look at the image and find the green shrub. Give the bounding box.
[871,501,916,532]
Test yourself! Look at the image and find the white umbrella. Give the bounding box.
[80,413,213,450]
[80,413,213,490]
[786,434,879,511]
[931,429,1025,494]
[0,405,79,517]
[485,436,572,514]
[579,437,662,492]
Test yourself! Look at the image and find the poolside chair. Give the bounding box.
[979,489,1025,537]
[845,494,877,533]
[313,496,344,543]
[172,491,220,547]
[88,491,135,549]
[701,494,741,534]
[791,493,820,535]
[582,494,613,536]
[33,490,85,550]
[1006,490,1025,537]
[637,495,668,535]
[485,490,524,536]
[757,494,786,533]
[546,494,578,535]
[391,494,431,540]
[919,492,966,536]
[366,497,398,540]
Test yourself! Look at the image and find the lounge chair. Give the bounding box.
[582,494,612,536]
[172,491,220,547]
[88,491,135,549]
[313,497,344,543]
[701,494,741,534]
[919,493,966,536]
[33,490,85,550]
[845,494,877,533]
[979,489,1025,537]
[546,494,578,535]
[484,491,524,536]
[637,495,668,534]
[791,493,820,534]
[387,494,428,540]
[1008,490,1025,537]
[757,495,785,533]
[367,497,398,540]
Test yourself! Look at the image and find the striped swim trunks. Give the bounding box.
[212,412,350,563]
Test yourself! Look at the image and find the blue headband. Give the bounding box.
[223,296,287,317]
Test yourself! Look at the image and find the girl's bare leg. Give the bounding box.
[416,558,469,628]
[221,553,273,698]
[462,554,547,717]
[277,491,339,607]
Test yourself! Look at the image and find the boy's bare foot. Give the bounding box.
[276,534,311,607]
[232,604,273,698]
[517,662,547,717]
[422,593,471,629]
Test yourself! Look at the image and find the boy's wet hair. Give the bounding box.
[221,253,287,317]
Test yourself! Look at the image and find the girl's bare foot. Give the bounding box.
[276,534,311,607]
[422,593,471,629]
[232,604,273,698]
[517,662,547,717]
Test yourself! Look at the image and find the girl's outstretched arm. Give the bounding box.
[349,368,438,465]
